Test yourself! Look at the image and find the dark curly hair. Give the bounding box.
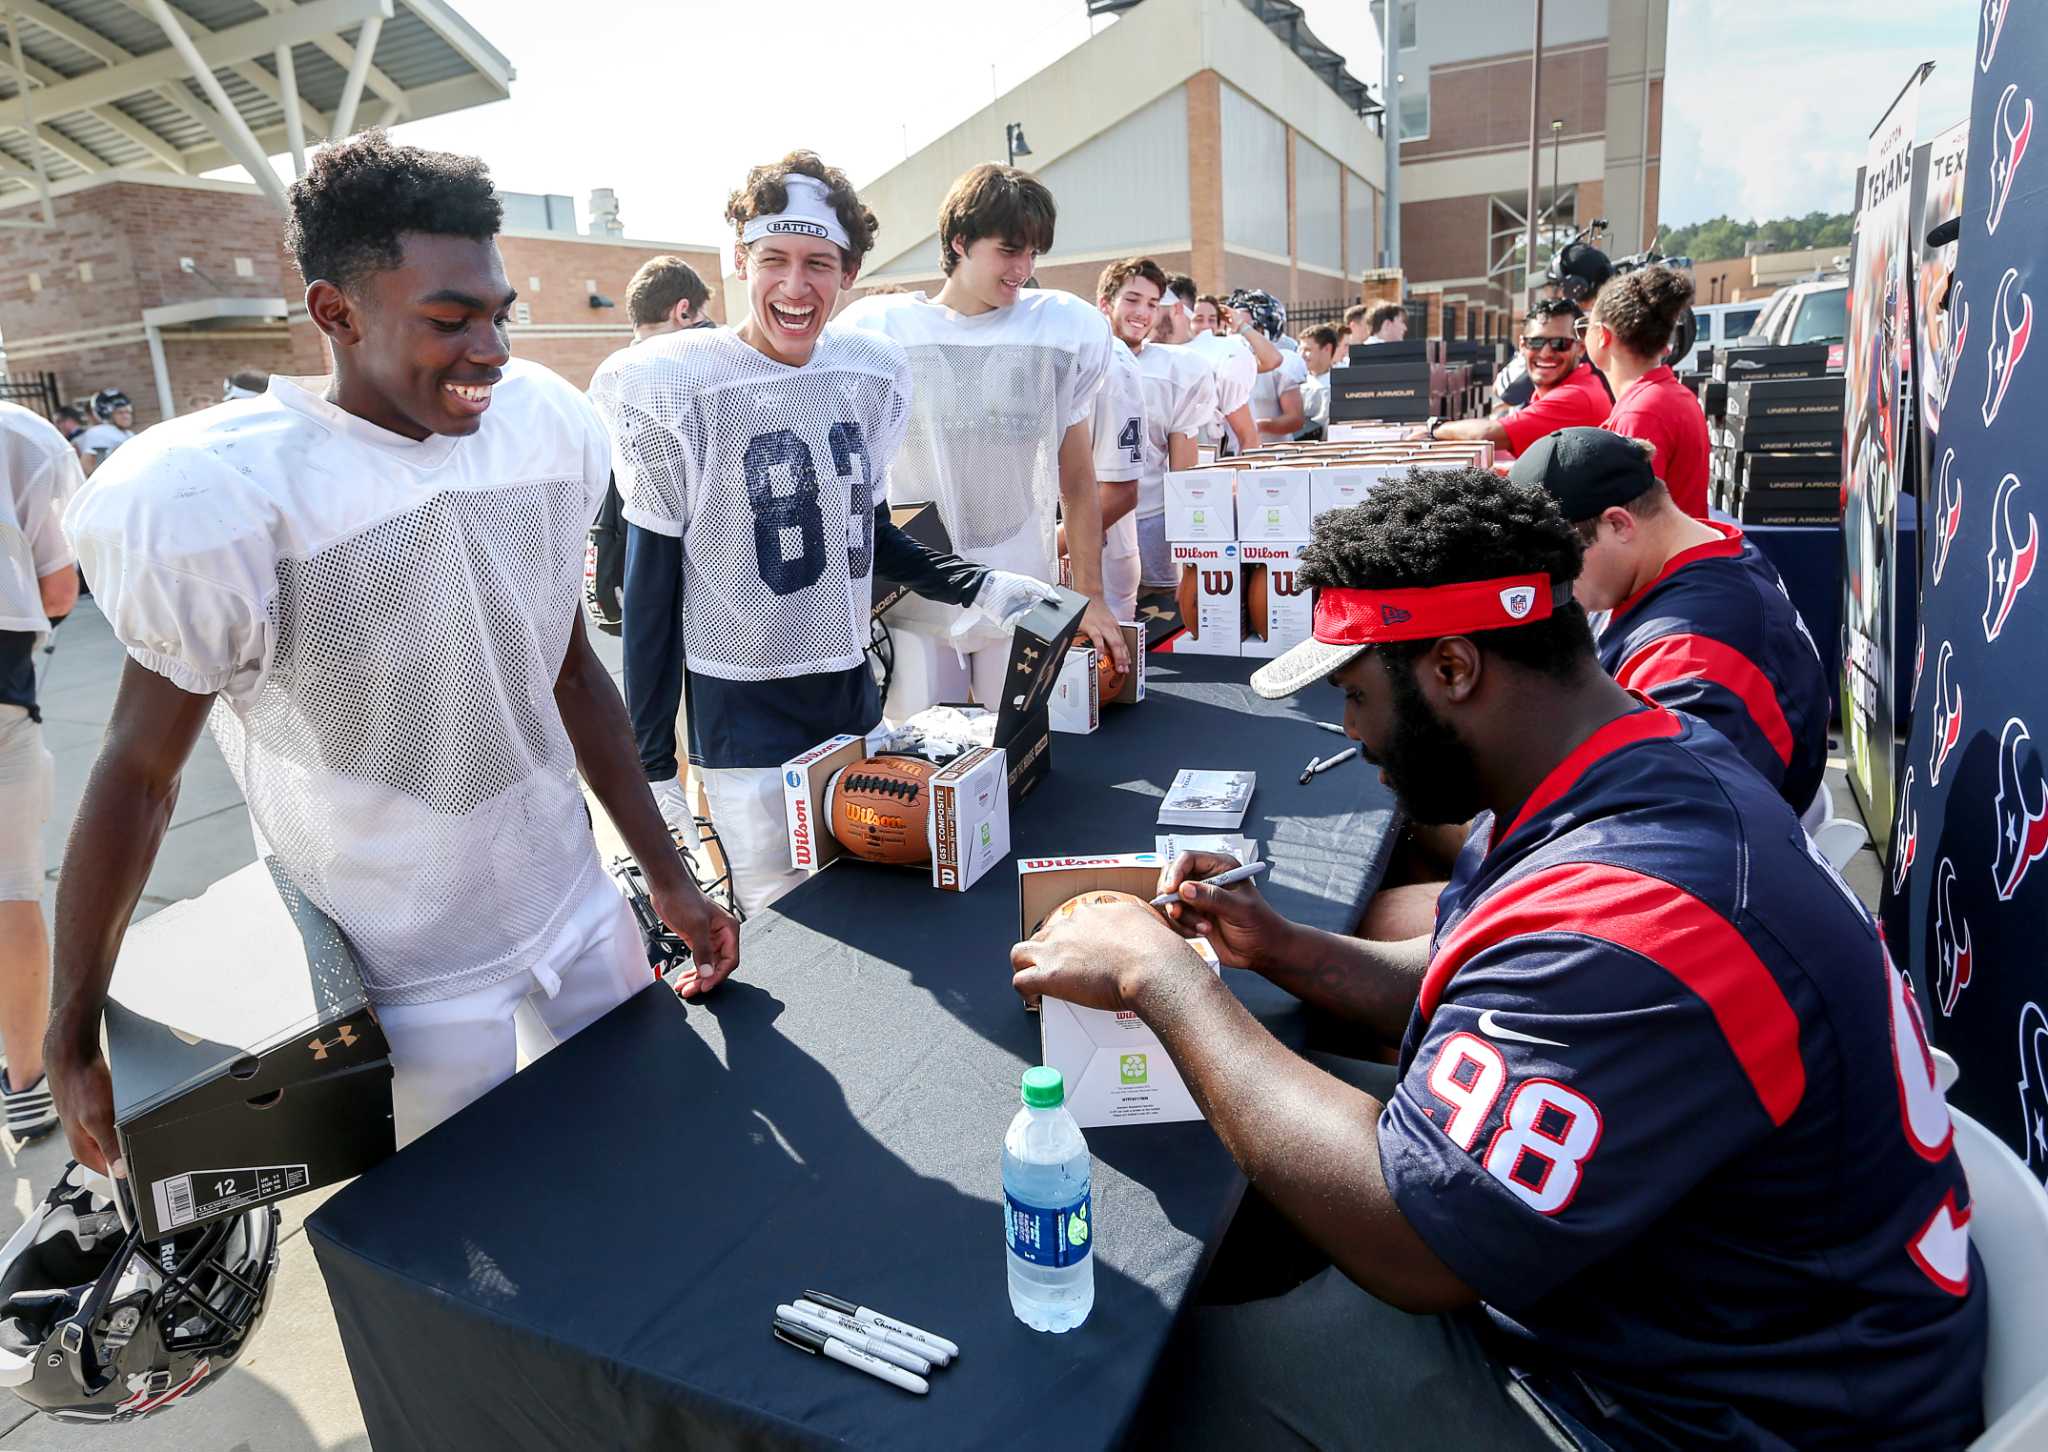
[1297,466,1593,679]
[285,130,501,292]
[725,151,878,264]
[1523,297,1584,329]
[1594,264,1695,358]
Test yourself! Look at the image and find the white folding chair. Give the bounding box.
[1800,780,1832,836]
[1812,817,1868,873]
[1955,1106,2048,1449]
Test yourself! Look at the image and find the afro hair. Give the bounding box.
[285,130,501,292]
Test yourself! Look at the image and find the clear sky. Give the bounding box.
[227,0,1982,252]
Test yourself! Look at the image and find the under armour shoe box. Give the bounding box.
[1328,366,1432,423]
[871,501,951,619]
[1235,469,1313,540]
[1713,344,1835,383]
[1164,469,1236,541]
[1726,376,1846,429]
[987,587,1086,802]
[779,734,1013,894]
[1346,340,1429,366]
[1239,541,1313,658]
[1166,541,1243,656]
[1018,854,1219,1128]
[1698,377,1729,420]
[105,859,394,1243]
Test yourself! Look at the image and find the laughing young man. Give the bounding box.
[1422,300,1611,455]
[838,164,1129,715]
[589,153,1050,915]
[1097,258,1219,597]
[54,133,739,1156]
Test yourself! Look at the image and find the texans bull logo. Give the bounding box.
[1892,768,1919,896]
[2019,1002,2048,1179]
[1932,857,1973,1018]
[1982,472,2038,643]
[1931,449,1962,587]
[1983,268,2032,426]
[1993,716,2048,900]
[1988,83,2032,235]
[1912,620,1926,706]
[1982,0,2013,71]
[1939,285,1970,410]
[1930,641,1963,786]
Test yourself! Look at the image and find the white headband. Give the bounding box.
[741,174,851,251]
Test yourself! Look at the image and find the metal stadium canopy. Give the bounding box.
[1084,0,1382,118]
[0,0,510,221]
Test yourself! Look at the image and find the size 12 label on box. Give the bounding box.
[152,1163,310,1230]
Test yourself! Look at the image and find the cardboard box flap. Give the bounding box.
[872,502,952,619]
[994,587,1086,744]
[108,859,382,1124]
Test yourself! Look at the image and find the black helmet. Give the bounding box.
[91,389,131,421]
[0,1163,279,1422]
[1546,241,1614,303]
[1225,288,1286,340]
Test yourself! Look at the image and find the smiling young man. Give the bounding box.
[589,153,1048,915]
[1180,295,1262,455]
[1097,258,1218,596]
[1514,428,1829,812]
[54,133,739,1157]
[1015,468,1985,1450]
[1427,300,1612,454]
[837,164,1128,714]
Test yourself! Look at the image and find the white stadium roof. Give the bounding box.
[0,0,510,217]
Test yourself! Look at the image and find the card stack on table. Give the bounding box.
[1157,769,1256,830]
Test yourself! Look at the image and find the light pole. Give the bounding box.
[1006,122,1033,168]
[1550,117,1564,263]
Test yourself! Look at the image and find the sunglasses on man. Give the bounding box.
[1520,335,1578,354]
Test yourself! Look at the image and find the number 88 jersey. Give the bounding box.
[589,326,913,682]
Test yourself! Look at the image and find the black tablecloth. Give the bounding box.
[308,655,1399,1451]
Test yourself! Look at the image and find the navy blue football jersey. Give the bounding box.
[1379,705,1985,1450]
[1596,523,1829,812]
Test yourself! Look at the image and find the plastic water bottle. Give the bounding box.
[1002,1065,1095,1332]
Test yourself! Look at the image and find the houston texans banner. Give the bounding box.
[1842,67,1924,857]
[1889,3,2048,1185]
[1917,120,1969,516]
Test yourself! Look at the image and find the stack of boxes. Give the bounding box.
[1160,439,1493,657]
[1705,345,1845,525]
[1327,339,1494,426]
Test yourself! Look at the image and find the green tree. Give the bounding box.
[1657,211,1854,262]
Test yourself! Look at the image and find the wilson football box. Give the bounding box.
[1235,469,1313,541]
[1049,645,1100,734]
[1018,853,1219,1128]
[1239,541,1312,659]
[105,859,395,1243]
[1166,541,1242,656]
[779,735,1012,893]
[1164,470,1235,541]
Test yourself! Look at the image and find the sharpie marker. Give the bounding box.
[802,1289,959,1364]
[773,1316,929,1395]
[1151,859,1269,907]
[779,1303,932,1375]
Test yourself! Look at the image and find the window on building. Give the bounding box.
[1400,90,1430,141]
[1397,0,1418,49]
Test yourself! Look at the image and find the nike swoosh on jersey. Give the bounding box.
[1476,1009,1568,1048]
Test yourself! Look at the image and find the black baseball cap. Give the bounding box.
[1509,427,1657,521]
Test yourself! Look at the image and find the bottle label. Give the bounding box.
[1004,1188,1092,1268]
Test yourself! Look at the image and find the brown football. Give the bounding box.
[824,754,935,866]
[1177,563,1200,639]
[1076,642,1129,704]
[1032,888,1160,936]
[1245,565,1270,639]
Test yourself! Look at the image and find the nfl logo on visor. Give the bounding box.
[766,219,829,237]
[1498,586,1537,620]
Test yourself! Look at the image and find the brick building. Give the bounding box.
[843,0,1386,315]
[0,173,722,426]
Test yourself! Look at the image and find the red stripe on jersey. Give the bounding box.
[1616,633,1795,765]
[1492,704,1683,848]
[1422,861,1807,1125]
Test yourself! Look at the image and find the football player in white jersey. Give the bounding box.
[838,165,1130,715]
[590,153,1051,916]
[1096,259,1219,594]
[1087,331,1147,626]
[51,134,740,1157]
[1232,289,1309,441]
[1183,294,1262,454]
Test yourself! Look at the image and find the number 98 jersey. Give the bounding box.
[588,326,913,683]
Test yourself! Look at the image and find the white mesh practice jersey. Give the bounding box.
[64,362,612,1005]
[1249,348,1310,425]
[1131,343,1219,520]
[0,402,82,634]
[1181,331,1257,417]
[1092,337,1145,485]
[836,288,1113,593]
[587,326,912,682]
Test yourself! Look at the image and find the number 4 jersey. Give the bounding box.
[1383,704,1985,1449]
[589,327,913,768]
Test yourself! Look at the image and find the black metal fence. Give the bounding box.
[1287,298,1352,330]
[0,371,61,419]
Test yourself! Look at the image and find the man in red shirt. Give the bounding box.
[1421,300,1611,455]
[1583,266,1712,517]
